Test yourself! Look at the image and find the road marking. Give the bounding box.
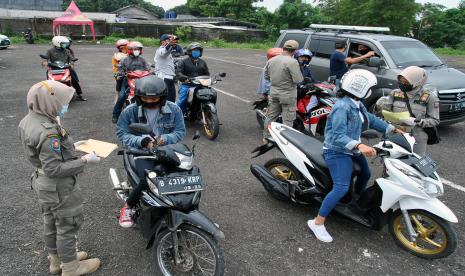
[215,88,251,103]
[205,56,263,70]
[441,178,465,193]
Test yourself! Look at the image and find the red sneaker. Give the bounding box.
[119,205,134,228]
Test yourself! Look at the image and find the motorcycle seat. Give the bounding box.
[280,128,361,175]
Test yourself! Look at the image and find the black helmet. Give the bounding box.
[135,75,168,106]
[186,42,203,54]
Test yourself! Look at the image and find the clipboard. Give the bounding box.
[75,139,118,158]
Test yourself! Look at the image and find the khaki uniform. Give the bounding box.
[18,112,86,263]
[263,55,303,138]
[376,89,440,155]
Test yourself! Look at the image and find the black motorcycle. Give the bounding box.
[22,28,34,44]
[109,124,225,275]
[184,73,226,140]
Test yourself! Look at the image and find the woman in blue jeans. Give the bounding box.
[307,69,402,243]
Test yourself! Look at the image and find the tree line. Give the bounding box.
[65,0,465,49]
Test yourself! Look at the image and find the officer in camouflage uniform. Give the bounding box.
[376,66,440,156]
[263,40,303,140]
[18,81,101,275]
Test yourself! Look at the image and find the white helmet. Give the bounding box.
[340,69,377,99]
[52,36,70,48]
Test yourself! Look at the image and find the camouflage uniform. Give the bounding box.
[18,112,86,263]
[376,88,440,156]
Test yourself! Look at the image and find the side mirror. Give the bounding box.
[39,54,47,59]
[129,123,152,135]
[72,58,79,62]
[361,130,379,139]
[368,56,381,68]
[219,72,226,78]
[193,130,201,140]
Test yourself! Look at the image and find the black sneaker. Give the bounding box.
[112,117,118,124]
[76,95,88,101]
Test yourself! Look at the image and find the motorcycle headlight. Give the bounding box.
[175,152,193,170]
[198,78,212,86]
[390,159,442,197]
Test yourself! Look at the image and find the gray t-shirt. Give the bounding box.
[145,108,160,136]
[154,46,175,78]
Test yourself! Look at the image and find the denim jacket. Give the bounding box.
[323,96,394,154]
[116,101,186,149]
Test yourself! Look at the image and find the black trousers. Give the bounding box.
[70,69,82,95]
[164,78,176,102]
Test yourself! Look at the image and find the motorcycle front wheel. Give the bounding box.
[389,209,457,259]
[202,110,220,140]
[155,224,225,276]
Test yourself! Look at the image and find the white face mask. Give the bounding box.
[133,50,140,57]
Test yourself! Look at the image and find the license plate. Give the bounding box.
[412,155,438,176]
[449,102,465,111]
[156,175,203,195]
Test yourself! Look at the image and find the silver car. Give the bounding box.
[0,34,11,49]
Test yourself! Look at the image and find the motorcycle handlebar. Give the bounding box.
[124,148,153,156]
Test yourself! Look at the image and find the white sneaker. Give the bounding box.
[307,220,333,243]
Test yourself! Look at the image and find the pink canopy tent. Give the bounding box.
[52,1,96,41]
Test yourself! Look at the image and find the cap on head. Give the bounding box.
[160,34,171,41]
[282,40,299,51]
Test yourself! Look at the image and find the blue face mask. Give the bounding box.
[191,50,202,59]
[58,105,69,117]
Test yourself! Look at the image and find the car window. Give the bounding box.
[380,40,442,68]
[313,39,336,59]
[278,33,309,49]
[308,39,319,53]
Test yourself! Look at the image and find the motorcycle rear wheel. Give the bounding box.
[388,209,457,259]
[155,224,225,276]
[203,110,220,140]
[263,158,302,201]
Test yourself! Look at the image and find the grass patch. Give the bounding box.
[9,36,49,44]
[434,48,465,56]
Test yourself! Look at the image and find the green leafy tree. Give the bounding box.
[318,0,420,35]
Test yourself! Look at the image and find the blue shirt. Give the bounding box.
[329,51,348,79]
[116,101,186,149]
[323,96,394,155]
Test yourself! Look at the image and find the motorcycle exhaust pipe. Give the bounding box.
[250,164,290,199]
[109,168,128,201]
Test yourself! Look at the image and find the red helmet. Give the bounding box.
[127,41,144,56]
[267,48,283,60]
[115,39,129,49]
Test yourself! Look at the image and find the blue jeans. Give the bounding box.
[112,79,128,118]
[318,149,371,217]
[176,84,192,113]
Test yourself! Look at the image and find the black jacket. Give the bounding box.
[176,57,209,81]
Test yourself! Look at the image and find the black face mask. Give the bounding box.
[141,101,160,109]
[359,49,369,55]
[398,81,413,92]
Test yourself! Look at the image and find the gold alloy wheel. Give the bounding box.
[266,163,297,181]
[392,212,448,255]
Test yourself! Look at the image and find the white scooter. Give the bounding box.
[250,122,458,259]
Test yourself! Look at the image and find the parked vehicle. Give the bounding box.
[185,73,226,140]
[110,124,225,275]
[275,24,465,124]
[39,54,77,87]
[22,28,34,44]
[251,122,458,259]
[0,34,11,49]
[253,81,336,138]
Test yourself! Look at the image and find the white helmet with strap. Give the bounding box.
[52,36,70,48]
[340,69,377,99]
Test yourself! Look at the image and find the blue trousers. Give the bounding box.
[112,79,128,118]
[176,84,192,112]
[318,149,371,217]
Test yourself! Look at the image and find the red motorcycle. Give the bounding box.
[39,54,77,87]
[124,70,152,104]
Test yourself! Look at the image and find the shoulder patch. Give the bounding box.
[50,137,61,152]
[41,122,56,129]
[434,101,440,108]
[420,92,430,102]
[47,133,60,138]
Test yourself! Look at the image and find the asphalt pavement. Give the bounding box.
[0,44,464,275]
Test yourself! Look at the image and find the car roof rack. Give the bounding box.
[308,24,390,33]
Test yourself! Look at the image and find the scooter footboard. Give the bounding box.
[399,197,458,223]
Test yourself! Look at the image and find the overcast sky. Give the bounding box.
[150,0,460,12]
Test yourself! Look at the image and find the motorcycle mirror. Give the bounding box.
[193,130,201,140]
[361,130,379,139]
[39,54,47,59]
[72,58,79,62]
[129,123,152,135]
[218,72,226,78]
[368,56,381,68]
